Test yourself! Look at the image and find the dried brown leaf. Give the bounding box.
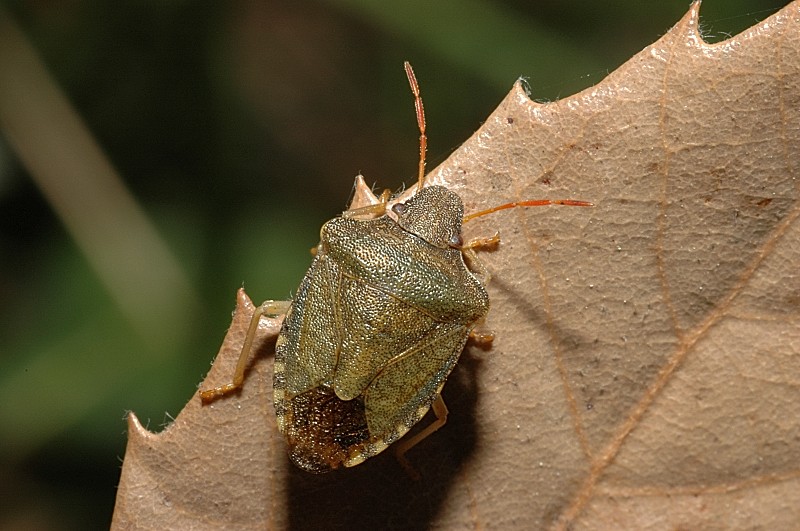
[113,3,800,529]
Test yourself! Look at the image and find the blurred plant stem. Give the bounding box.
[0,7,199,351]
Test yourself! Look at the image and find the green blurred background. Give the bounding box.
[0,1,786,528]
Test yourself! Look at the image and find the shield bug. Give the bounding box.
[200,62,591,473]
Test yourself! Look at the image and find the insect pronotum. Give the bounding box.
[200,62,591,475]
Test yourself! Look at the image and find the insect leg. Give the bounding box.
[394,393,448,479]
[462,236,499,344]
[468,329,495,346]
[464,232,500,250]
[342,189,391,219]
[199,300,291,403]
[460,232,500,285]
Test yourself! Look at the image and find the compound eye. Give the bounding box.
[391,203,407,216]
[448,232,463,248]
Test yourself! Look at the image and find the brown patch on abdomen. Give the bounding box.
[284,386,369,473]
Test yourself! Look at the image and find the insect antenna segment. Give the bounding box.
[404,61,427,192]
[403,63,591,221]
[463,198,593,223]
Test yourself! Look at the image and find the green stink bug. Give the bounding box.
[200,63,590,473]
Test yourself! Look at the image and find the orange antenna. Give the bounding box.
[463,198,593,223]
[404,61,427,191]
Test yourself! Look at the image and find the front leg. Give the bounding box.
[200,300,291,403]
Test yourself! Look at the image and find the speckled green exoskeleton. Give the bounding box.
[200,62,590,473]
[274,183,493,472]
